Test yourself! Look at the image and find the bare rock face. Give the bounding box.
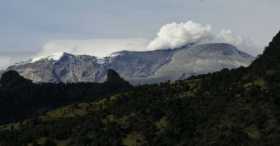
[107,49,174,84]
[153,43,254,81]
[52,53,107,83]
[5,43,255,85]
[7,59,58,83]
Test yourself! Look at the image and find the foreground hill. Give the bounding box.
[0,69,132,124]
[6,43,254,85]
[0,32,279,145]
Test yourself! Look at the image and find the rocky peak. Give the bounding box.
[105,69,131,87]
[106,69,124,82]
[58,52,75,61]
[2,43,254,85]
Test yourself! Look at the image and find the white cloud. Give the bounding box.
[33,21,258,61]
[147,21,258,55]
[0,56,12,69]
[217,29,259,56]
[34,38,150,58]
[0,54,35,69]
[147,21,212,50]
[217,30,243,46]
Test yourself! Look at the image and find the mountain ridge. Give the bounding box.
[6,43,254,85]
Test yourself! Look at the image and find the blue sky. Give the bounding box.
[0,0,280,68]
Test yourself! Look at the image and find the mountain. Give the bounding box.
[0,32,280,146]
[6,43,254,85]
[152,43,253,81]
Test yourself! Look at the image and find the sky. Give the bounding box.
[0,0,280,69]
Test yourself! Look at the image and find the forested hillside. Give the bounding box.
[0,32,280,146]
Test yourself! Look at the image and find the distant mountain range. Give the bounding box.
[3,43,254,84]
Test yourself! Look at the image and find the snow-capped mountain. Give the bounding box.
[5,43,255,85]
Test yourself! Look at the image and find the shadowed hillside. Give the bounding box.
[0,69,132,124]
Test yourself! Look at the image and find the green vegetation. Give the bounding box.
[122,132,145,146]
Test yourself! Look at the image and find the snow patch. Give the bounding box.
[32,52,65,63]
